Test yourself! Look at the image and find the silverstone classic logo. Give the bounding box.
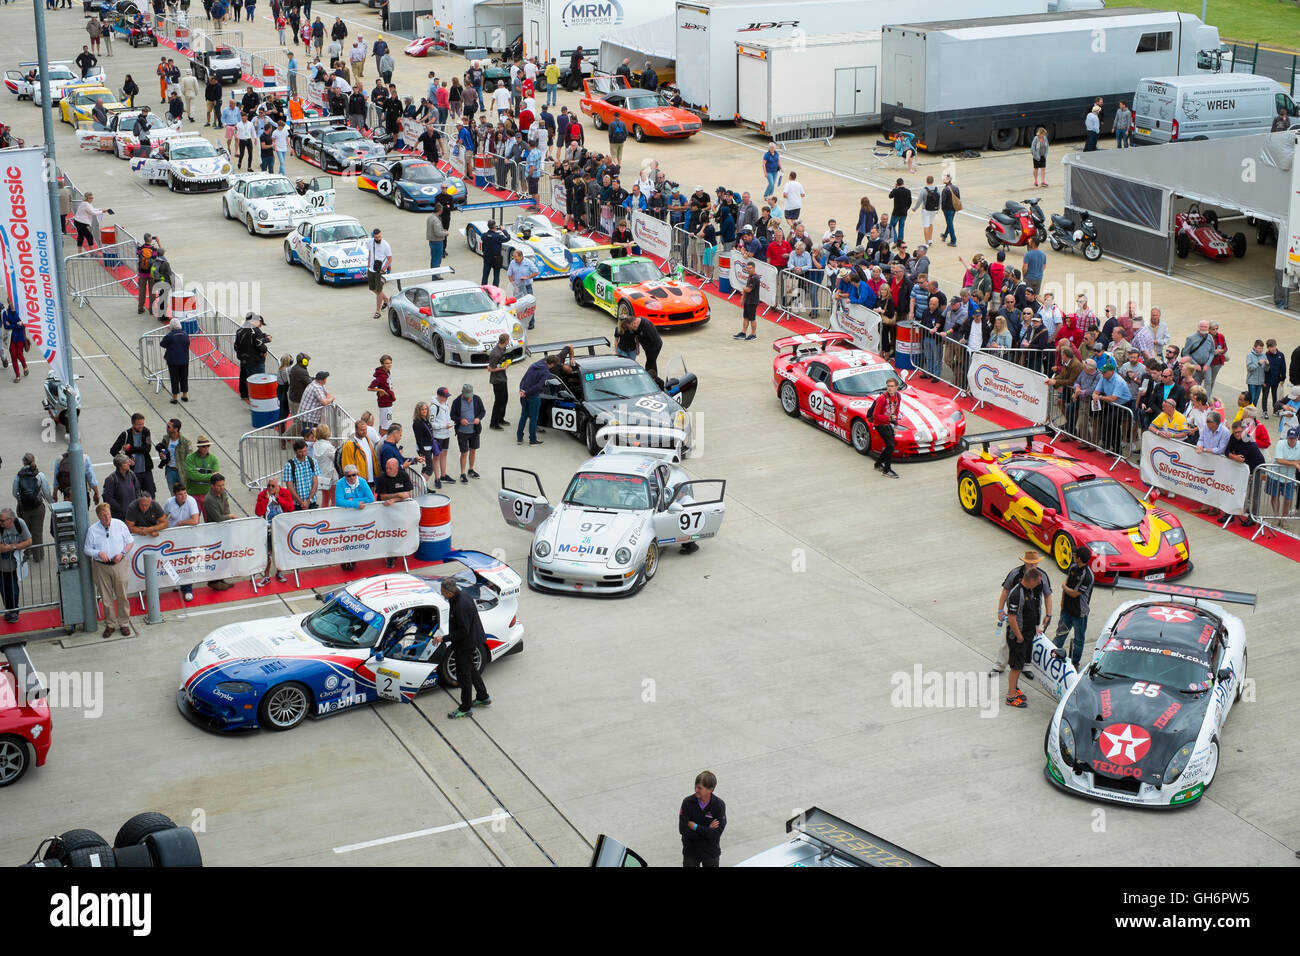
[1,165,59,370]
[971,364,1040,404]
[1148,446,1237,494]
[286,518,408,556]
[131,539,256,577]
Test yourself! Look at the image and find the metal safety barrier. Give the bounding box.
[981,345,1056,375]
[137,305,242,393]
[1046,390,1140,466]
[238,404,357,490]
[770,111,835,147]
[776,270,834,325]
[1247,464,1300,542]
[909,324,978,394]
[672,226,718,283]
[5,543,59,617]
[64,240,143,303]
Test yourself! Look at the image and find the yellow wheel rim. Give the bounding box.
[1053,535,1072,571]
[958,476,979,511]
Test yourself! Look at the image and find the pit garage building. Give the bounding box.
[1062,131,1300,309]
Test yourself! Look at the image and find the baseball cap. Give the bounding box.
[461,383,474,395]
[741,225,753,233]
[1289,427,1300,439]
[314,370,329,380]
[437,386,450,397]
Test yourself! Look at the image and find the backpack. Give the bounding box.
[924,186,940,211]
[56,454,72,497]
[138,244,154,273]
[16,469,41,510]
[333,443,345,478]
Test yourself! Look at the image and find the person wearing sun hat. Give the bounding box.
[184,435,219,514]
[990,550,1053,679]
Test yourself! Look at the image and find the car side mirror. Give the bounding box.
[505,296,517,305]
[418,306,431,316]
[1042,508,1057,521]
[1216,667,1233,682]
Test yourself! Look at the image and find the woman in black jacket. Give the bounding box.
[121,74,139,108]
[412,402,439,478]
[160,318,191,404]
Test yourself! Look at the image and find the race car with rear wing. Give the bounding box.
[1045,579,1251,808]
[5,61,106,104]
[497,446,725,596]
[955,428,1191,582]
[177,556,524,732]
[356,155,468,210]
[385,272,530,368]
[290,118,388,173]
[466,209,603,279]
[774,332,966,460]
[1,642,51,787]
[571,255,710,328]
[76,107,184,158]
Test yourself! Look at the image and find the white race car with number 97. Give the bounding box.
[497,445,726,596]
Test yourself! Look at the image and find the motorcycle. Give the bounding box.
[42,372,81,435]
[1047,209,1103,262]
[986,198,1046,248]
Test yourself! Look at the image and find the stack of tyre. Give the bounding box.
[22,812,203,867]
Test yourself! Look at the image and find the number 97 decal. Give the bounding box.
[512,499,533,520]
[679,511,704,533]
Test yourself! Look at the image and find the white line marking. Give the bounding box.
[73,354,110,360]
[333,813,509,853]
[185,598,285,617]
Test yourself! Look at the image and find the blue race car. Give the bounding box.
[356,155,468,211]
[283,213,370,285]
[177,554,525,732]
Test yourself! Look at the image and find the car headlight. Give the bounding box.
[1087,541,1121,556]
[257,209,269,221]
[512,322,523,338]
[1162,527,1186,547]
[1164,741,1196,784]
[947,410,963,423]
[614,547,632,566]
[1058,718,1077,765]
[216,681,253,695]
[674,410,686,428]
[180,167,195,177]
[643,299,662,310]
[534,540,551,558]
[221,163,231,173]
[327,256,339,267]
[188,641,203,663]
[456,331,478,347]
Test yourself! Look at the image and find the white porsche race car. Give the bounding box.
[133,134,232,193]
[5,61,106,104]
[283,213,370,285]
[75,108,184,159]
[1045,580,1252,809]
[386,277,530,367]
[222,173,336,236]
[498,445,726,596]
[465,212,601,279]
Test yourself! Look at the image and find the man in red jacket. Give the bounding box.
[368,354,397,430]
[871,377,902,478]
[764,229,791,269]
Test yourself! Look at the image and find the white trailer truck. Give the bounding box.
[880,8,1221,152]
[523,0,678,75]
[674,0,1050,121]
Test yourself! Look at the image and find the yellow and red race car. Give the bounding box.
[955,428,1191,582]
[579,77,701,142]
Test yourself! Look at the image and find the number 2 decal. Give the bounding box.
[1130,682,1161,697]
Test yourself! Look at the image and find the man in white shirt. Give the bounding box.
[272,119,290,176]
[1036,293,1063,339]
[362,228,393,319]
[163,483,200,601]
[523,58,537,84]
[781,171,805,223]
[491,80,511,120]
[85,501,133,637]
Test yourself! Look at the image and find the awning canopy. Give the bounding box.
[598,14,675,70]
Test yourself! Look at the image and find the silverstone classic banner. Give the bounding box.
[2,149,72,386]
[967,351,1050,423]
[631,210,672,261]
[829,301,881,353]
[271,500,420,571]
[128,517,267,592]
[1139,433,1250,515]
[729,254,779,307]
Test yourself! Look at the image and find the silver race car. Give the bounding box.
[386,276,531,367]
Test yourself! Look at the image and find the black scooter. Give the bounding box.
[1047,209,1103,262]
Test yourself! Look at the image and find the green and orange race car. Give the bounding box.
[569,256,710,328]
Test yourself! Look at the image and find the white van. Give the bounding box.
[1132,74,1297,144]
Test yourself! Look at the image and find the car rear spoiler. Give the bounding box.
[1,641,47,705]
[290,116,339,130]
[597,426,685,461]
[966,426,1055,454]
[458,199,534,214]
[443,549,522,595]
[384,266,454,291]
[1110,579,1257,607]
[785,808,937,867]
[527,337,609,357]
[772,331,855,357]
[19,60,72,67]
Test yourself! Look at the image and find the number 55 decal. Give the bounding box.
[1130,682,1161,697]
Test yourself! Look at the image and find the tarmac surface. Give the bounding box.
[0,4,1297,866]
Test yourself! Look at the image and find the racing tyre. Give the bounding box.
[1048,235,1063,252]
[1174,233,1190,259]
[585,418,600,455]
[778,381,800,417]
[573,281,592,308]
[439,641,486,689]
[246,215,256,236]
[113,812,177,849]
[617,300,635,324]
[283,242,294,264]
[466,229,478,252]
[66,845,117,867]
[1083,241,1103,262]
[1236,649,1247,702]
[641,541,659,582]
[432,335,447,364]
[1201,736,1220,793]
[632,125,645,143]
[1204,209,1218,228]
[395,191,406,210]
[168,174,181,193]
[259,682,311,731]
[1051,531,1074,572]
[1230,232,1247,259]
[957,471,982,516]
[592,113,605,131]
[313,260,325,284]
[43,829,108,863]
[388,309,402,337]
[222,199,232,220]
[850,418,873,456]
[294,141,303,159]
[0,735,30,787]
[985,228,1001,249]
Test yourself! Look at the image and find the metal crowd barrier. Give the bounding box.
[64,241,142,303]
[672,226,717,283]
[238,404,357,490]
[1046,391,1140,466]
[8,543,59,616]
[777,270,833,325]
[770,111,835,147]
[984,345,1055,375]
[909,324,975,393]
[1248,464,1300,542]
[137,306,242,393]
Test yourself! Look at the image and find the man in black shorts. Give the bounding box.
[735,260,759,340]
[992,551,1052,680]
[1005,566,1049,708]
[450,383,485,484]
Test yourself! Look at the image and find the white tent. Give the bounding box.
[598,14,676,81]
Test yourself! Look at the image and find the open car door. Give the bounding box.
[4,71,30,97]
[653,479,725,545]
[498,467,551,531]
[369,606,444,702]
[306,174,335,212]
[590,834,648,867]
[663,356,698,409]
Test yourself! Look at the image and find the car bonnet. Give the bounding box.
[547,506,645,562]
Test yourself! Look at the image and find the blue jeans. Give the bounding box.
[764,169,779,197]
[922,333,942,378]
[941,209,956,242]
[892,215,906,243]
[276,149,286,175]
[517,393,541,442]
[429,241,444,269]
[616,347,637,359]
[1053,612,1088,667]
[1247,383,1262,406]
[545,82,557,107]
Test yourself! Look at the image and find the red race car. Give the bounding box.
[955,427,1191,582]
[1,642,51,787]
[579,77,701,141]
[773,332,966,459]
[1174,203,1246,261]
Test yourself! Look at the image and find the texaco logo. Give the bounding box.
[1099,723,1152,766]
[1147,606,1196,624]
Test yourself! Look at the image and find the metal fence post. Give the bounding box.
[144,552,164,624]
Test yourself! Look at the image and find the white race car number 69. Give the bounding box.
[552,407,577,431]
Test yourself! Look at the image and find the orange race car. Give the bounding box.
[579,77,701,142]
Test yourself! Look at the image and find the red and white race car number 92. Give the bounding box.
[807,390,832,418]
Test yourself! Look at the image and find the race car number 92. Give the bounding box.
[807,390,832,417]
[552,408,577,430]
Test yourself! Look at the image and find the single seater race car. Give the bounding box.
[1174,203,1246,261]
[466,211,602,279]
[579,77,701,141]
[955,427,1191,582]
[133,135,232,193]
[290,118,387,173]
[0,643,51,787]
[178,555,525,732]
[530,338,698,457]
[386,276,530,367]
[283,213,370,284]
[404,36,448,57]
[58,85,122,125]
[571,255,710,328]
[356,155,467,210]
[110,2,158,47]
[774,332,966,460]
[1045,579,1251,808]
[498,446,725,596]
[76,107,183,158]
[222,173,336,235]
[4,61,106,105]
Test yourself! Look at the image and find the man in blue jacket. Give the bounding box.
[517,350,569,446]
[679,770,726,867]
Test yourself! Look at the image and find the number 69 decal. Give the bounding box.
[679,511,704,533]
[635,396,666,412]
[552,407,577,430]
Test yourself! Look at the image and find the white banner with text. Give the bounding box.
[729,255,779,308]
[828,301,882,354]
[271,500,420,570]
[127,517,267,592]
[1139,433,1250,515]
[631,210,672,261]
[967,351,1050,423]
